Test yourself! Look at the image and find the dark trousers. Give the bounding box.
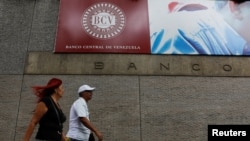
[68,133,95,141]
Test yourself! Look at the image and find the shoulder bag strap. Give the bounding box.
[49,97,62,133]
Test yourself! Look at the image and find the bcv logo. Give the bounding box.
[82,2,126,40]
[92,13,116,28]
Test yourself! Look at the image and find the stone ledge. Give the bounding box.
[25,52,250,76]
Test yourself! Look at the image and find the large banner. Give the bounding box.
[54,0,250,55]
[54,0,150,54]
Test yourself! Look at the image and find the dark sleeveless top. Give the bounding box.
[36,97,66,141]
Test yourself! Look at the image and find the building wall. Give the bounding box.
[1,1,250,141]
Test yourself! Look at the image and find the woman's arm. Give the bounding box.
[22,102,48,141]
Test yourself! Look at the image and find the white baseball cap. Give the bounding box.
[78,85,95,94]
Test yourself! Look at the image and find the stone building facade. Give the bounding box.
[1,1,250,141]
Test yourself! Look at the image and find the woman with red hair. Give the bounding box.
[23,78,67,141]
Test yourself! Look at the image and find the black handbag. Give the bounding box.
[89,133,95,141]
